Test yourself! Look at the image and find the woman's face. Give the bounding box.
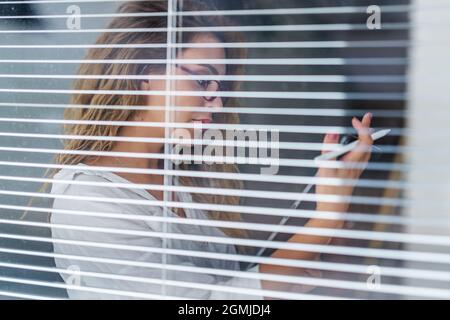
[138,33,226,140]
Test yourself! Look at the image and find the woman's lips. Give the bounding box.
[191,119,212,124]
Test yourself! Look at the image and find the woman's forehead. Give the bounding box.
[178,34,226,75]
[178,48,226,75]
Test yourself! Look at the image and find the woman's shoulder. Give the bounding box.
[50,164,160,226]
[51,163,147,201]
[51,166,158,228]
[51,164,119,197]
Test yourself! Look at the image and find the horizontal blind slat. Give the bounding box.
[2,262,450,299]
[0,103,407,117]
[5,202,447,229]
[0,74,408,82]
[0,132,409,154]
[0,290,62,300]
[0,161,410,187]
[2,246,449,286]
[0,23,415,33]
[0,40,416,49]
[0,275,196,300]
[0,184,414,208]
[1,173,445,203]
[0,171,419,191]
[4,212,450,246]
[3,220,450,261]
[0,88,407,101]
[0,146,421,172]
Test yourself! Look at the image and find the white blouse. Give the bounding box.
[50,163,263,299]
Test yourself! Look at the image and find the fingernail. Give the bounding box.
[367,112,373,119]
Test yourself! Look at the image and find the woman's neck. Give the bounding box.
[85,139,165,185]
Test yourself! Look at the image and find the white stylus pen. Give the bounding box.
[314,129,391,162]
[255,128,391,258]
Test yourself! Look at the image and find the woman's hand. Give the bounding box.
[260,113,374,298]
[315,112,374,213]
[260,266,323,299]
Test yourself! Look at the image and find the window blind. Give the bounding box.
[0,0,449,300]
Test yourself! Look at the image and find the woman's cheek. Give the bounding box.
[177,112,194,124]
[175,88,203,106]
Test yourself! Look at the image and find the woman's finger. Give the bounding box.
[352,113,373,146]
[316,132,340,178]
[321,132,340,158]
[342,113,374,163]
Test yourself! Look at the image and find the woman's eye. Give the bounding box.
[196,80,209,89]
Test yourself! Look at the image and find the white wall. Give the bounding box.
[406,0,450,289]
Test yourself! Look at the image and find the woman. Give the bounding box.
[49,1,373,299]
